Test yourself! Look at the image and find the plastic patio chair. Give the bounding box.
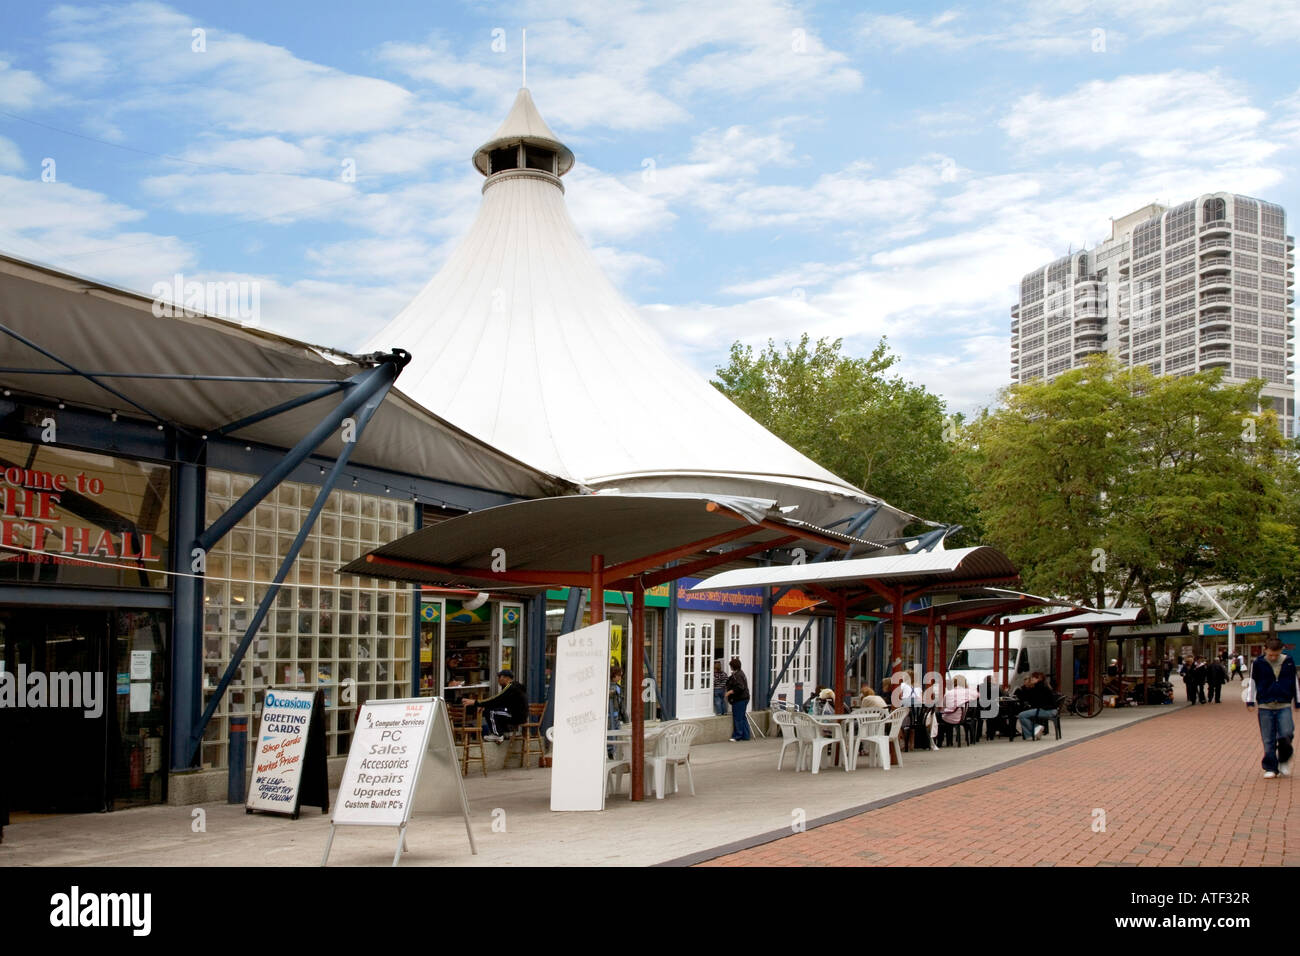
[860,706,909,771]
[793,710,843,773]
[772,709,803,770]
[644,721,700,799]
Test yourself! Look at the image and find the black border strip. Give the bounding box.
[656,704,1179,866]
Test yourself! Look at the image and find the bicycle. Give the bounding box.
[1065,691,1103,718]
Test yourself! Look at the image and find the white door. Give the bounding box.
[677,612,716,719]
[769,615,817,707]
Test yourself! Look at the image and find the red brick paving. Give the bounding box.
[700,699,1296,866]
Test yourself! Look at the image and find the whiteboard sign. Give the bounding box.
[323,697,475,865]
[333,697,435,826]
[247,689,314,814]
[550,621,612,811]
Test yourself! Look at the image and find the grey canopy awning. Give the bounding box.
[341,492,883,591]
[0,253,570,500]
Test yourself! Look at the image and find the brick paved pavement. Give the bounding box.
[699,699,1296,867]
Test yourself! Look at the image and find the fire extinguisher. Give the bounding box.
[130,746,142,789]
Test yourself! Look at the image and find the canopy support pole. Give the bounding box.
[631,577,646,802]
[833,592,847,708]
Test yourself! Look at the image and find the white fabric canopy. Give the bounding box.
[366,88,915,535]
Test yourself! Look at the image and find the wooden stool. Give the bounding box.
[451,704,486,777]
[506,703,548,768]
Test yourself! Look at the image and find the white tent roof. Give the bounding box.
[366,88,915,535]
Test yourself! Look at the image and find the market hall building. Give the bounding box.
[0,86,934,817]
[0,252,569,813]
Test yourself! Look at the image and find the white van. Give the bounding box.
[947,628,1057,692]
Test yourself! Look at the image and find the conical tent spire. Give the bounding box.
[368,88,915,534]
[472,88,574,176]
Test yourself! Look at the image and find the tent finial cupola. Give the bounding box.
[471,87,575,184]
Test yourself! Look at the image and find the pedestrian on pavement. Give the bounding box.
[1244,638,1298,779]
[1182,657,1199,704]
[1206,656,1228,703]
[1236,653,1246,680]
[712,654,728,716]
[1192,657,1208,704]
[724,656,751,741]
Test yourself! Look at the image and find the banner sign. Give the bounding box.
[550,621,612,812]
[0,438,171,588]
[1200,618,1268,636]
[677,576,763,613]
[247,689,317,815]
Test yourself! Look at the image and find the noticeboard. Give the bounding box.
[550,620,612,812]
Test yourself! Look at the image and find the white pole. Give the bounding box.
[522,29,527,88]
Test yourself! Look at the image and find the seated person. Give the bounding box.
[857,685,888,709]
[811,688,836,716]
[891,671,921,708]
[1014,672,1059,741]
[465,669,528,742]
[941,675,979,719]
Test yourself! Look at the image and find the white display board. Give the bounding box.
[246,689,314,814]
[323,697,475,865]
[550,620,612,812]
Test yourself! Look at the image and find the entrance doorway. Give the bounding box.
[0,606,168,812]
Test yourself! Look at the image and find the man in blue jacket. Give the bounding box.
[1244,639,1299,778]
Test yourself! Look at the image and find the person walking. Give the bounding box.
[1182,658,1198,705]
[1206,656,1228,703]
[1244,638,1298,779]
[723,656,751,742]
[1192,657,1208,704]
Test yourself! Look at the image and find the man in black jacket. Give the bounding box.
[1015,673,1059,741]
[1206,657,1228,703]
[466,670,529,741]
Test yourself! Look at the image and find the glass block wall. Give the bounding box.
[200,470,415,769]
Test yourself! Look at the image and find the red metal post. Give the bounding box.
[940,619,949,682]
[890,590,904,671]
[590,554,604,624]
[630,577,645,802]
[833,592,847,708]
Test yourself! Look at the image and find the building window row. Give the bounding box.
[1262,240,1286,258]
[1262,349,1285,367]
[1234,290,1259,306]
[1260,203,1285,240]
[1234,364,1259,379]
[1261,312,1284,329]
[1134,343,1163,363]
[1134,255,1162,277]
[1167,296,1196,316]
[1135,325,1162,346]
[1261,258,1285,276]
[1235,346,1260,362]
[1165,314,1196,335]
[1047,358,1071,376]
[1261,295,1287,312]
[1235,235,1259,251]
[1235,328,1258,343]
[1048,325,1071,344]
[1262,331,1286,348]
[1167,350,1196,371]
[1235,253,1259,272]
[1168,332,1195,352]
[1166,259,1197,281]
[1165,239,1195,262]
[1261,276,1286,294]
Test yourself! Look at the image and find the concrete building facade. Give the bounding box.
[1010,193,1296,437]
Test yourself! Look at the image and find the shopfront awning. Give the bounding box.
[0,253,568,500]
[341,492,881,591]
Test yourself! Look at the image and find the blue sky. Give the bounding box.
[1,0,1297,415]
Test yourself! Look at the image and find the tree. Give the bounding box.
[712,334,978,535]
[964,355,1292,622]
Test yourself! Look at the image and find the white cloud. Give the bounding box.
[46,4,413,135]
[1001,71,1275,167]
[0,135,22,172]
[0,58,47,109]
[140,171,354,221]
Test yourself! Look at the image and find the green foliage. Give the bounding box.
[712,334,979,537]
[964,355,1295,621]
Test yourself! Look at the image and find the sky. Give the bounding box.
[0,0,1297,416]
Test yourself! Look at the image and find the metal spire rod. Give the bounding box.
[522,28,527,87]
